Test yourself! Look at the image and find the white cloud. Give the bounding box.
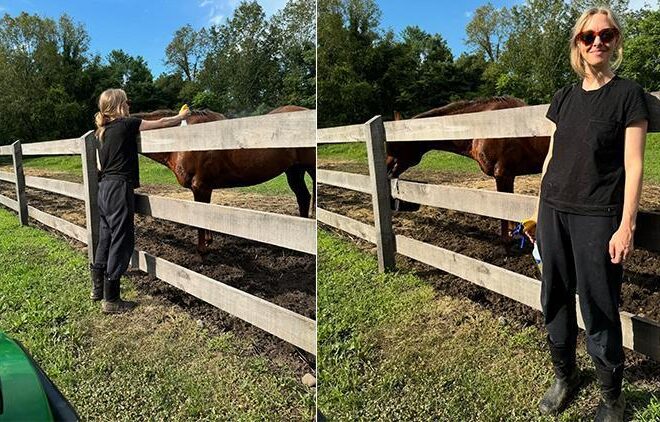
[465,11,473,18]
[628,0,659,9]
[198,0,287,26]
[209,13,224,26]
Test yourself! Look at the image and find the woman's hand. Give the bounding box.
[178,104,191,119]
[609,225,634,264]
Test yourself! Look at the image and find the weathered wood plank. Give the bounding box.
[382,105,553,141]
[395,234,660,360]
[0,194,18,211]
[396,234,542,310]
[317,124,365,144]
[0,171,15,183]
[27,206,87,243]
[365,116,396,271]
[317,169,371,193]
[11,141,28,225]
[138,109,316,153]
[392,180,660,251]
[318,93,659,145]
[0,145,14,156]
[317,208,377,243]
[21,138,80,155]
[132,249,316,354]
[391,180,536,222]
[80,131,100,263]
[133,194,316,255]
[24,176,85,200]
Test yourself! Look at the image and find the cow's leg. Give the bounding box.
[286,165,312,218]
[192,187,213,254]
[495,175,515,239]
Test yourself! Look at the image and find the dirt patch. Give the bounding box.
[0,179,315,375]
[318,165,660,379]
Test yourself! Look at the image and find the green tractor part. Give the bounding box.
[0,332,79,421]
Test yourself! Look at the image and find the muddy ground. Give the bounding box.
[318,161,660,382]
[0,175,315,375]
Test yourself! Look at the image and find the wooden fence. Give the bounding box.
[317,94,660,361]
[0,110,317,355]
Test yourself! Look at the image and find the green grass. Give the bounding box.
[0,208,314,421]
[317,229,659,421]
[319,132,660,181]
[0,155,312,196]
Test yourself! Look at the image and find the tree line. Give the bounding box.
[318,0,660,127]
[0,0,314,145]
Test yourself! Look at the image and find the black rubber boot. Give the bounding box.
[594,363,625,422]
[539,338,582,415]
[101,277,137,314]
[90,265,104,301]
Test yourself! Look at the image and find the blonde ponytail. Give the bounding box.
[95,88,130,142]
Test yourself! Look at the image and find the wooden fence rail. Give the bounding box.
[0,110,317,355]
[317,93,660,361]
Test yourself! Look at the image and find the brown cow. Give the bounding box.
[386,97,550,239]
[134,105,315,255]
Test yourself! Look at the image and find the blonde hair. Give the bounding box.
[94,88,129,141]
[569,7,623,79]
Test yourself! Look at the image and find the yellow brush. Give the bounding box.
[521,218,536,233]
[179,104,189,126]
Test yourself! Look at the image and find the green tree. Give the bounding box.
[620,8,660,92]
[165,24,209,81]
[465,3,511,62]
[493,0,575,104]
[0,13,91,143]
[200,1,280,113]
[271,0,316,108]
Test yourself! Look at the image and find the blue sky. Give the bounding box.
[0,0,288,76]
[0,0,657,76]
[378,0,658,59]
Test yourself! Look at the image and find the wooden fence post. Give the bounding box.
[364,115,396,272]
[80,130,99,264]
[11,141,28,225]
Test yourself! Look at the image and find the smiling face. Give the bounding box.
[577,13,617,73]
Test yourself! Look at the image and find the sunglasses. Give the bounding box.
[575,28,619,46]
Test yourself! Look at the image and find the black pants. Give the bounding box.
[537,200,624,370]
[92,178,135,282]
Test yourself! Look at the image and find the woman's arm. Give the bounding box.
[609,119,648,264]
[139,108,191,131]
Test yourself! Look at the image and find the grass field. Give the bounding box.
[317,229,659,421]
[318,132,660,183]
[0,208,314,421]
[0,155,312,196]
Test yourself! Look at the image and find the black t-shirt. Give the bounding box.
[541,76,649,215]
[97,117,142,188]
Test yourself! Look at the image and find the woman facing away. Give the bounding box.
[90,88,191,314]
[525,7,649,421]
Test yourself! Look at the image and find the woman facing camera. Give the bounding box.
[525,7,648,421]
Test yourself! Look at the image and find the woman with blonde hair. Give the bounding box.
[525,7,648,421]
[90,88,190,314]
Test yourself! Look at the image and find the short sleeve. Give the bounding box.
[125,117,142,138]
[623,83,649,127]
[546,87,568,124]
